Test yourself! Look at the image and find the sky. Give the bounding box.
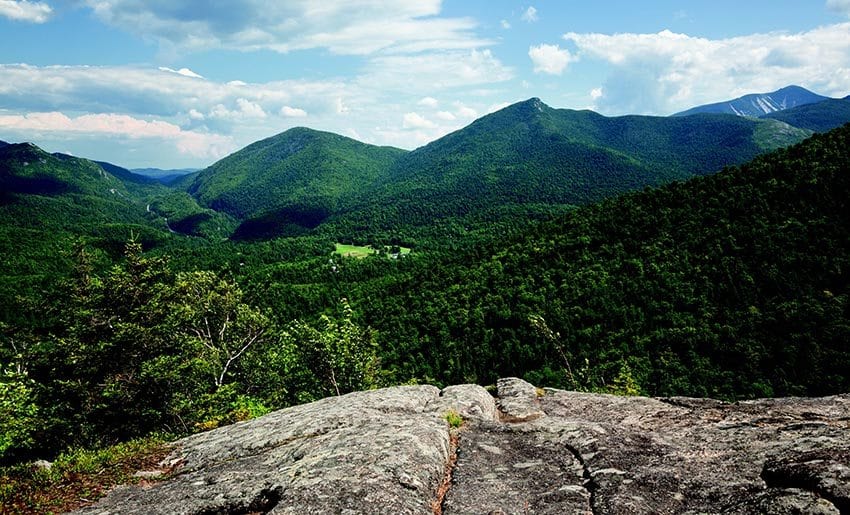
[1,1,849,169]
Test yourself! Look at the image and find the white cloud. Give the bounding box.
[501,19,511,29]
[210,98,267,120]
[418,96,439,107]
[529,44,575,75]
[0,64,347,122]
[0,111,234,158]
[521,6,538,23]
[827,0,850,16]
[82,0,492,56]
[590,87,603,100]
[487,101,510,113]
[280,105,307,117]
[563,23,850,114]
[364,49,513,92]
[0,0,52,23]
[335,97,350,114]
[435,110,455,121]
[454,103,478,119]
[402,112,437,129]
[158,66,204,79]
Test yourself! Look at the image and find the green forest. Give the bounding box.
[1,107,849,471]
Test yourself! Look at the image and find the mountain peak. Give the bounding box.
[517,97,548,112]
[674,85,829,117]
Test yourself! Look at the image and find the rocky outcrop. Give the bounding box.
[74,379,850,514]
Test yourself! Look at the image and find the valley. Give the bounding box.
[1,90,849,472]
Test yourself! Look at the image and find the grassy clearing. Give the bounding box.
[334,243,412,259]
[0,436,173,514]
[334,243,376,258]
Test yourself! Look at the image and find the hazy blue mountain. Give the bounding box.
[132,167,199,185]
[674,85,828,117]
[94,160,160,186]
[762,98,850,132]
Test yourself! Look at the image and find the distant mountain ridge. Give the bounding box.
[763,98,850,132]
[132,167,198,185]
[674,85,829,117]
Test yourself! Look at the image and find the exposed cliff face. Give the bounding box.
[74,379,850,514]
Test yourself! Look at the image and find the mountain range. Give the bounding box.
[1,85,848,244]
[180,96,816,238]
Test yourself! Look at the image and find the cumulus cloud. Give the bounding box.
[564,23,850,114]
[402,112,437,129]
[81,0,491,56]
[280,105,307,117]
[501,19,511,29]
[827,0,850,16]
[435,110,455,121]
[529,44,575,75]
[590,87,603,100]
[209,99,267,120]
[418,96,439,107]
[454,103,478,119]
[0,0,52,23]
[364,49,513,92]
[521,6,538,23]
[0,111,234,158]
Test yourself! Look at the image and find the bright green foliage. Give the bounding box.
[607,362,643,396]
[172,270,272,388]
[285,299,379,397]
[444,410,463,428]
[0,370,38,457]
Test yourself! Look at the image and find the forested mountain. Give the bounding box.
[331,98,809,231]
[0,143,175,319]
[762,98,850,132]
[273,122,850,400]
[185,127,407,238]
[674,85,829,117]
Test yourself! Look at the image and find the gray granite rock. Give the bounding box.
[73,379,850,514]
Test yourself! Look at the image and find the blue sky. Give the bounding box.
[1,1,849,169]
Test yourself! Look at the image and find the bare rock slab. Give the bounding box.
[72,379,850,514]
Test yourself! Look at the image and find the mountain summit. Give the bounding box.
[674,85,829,117]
